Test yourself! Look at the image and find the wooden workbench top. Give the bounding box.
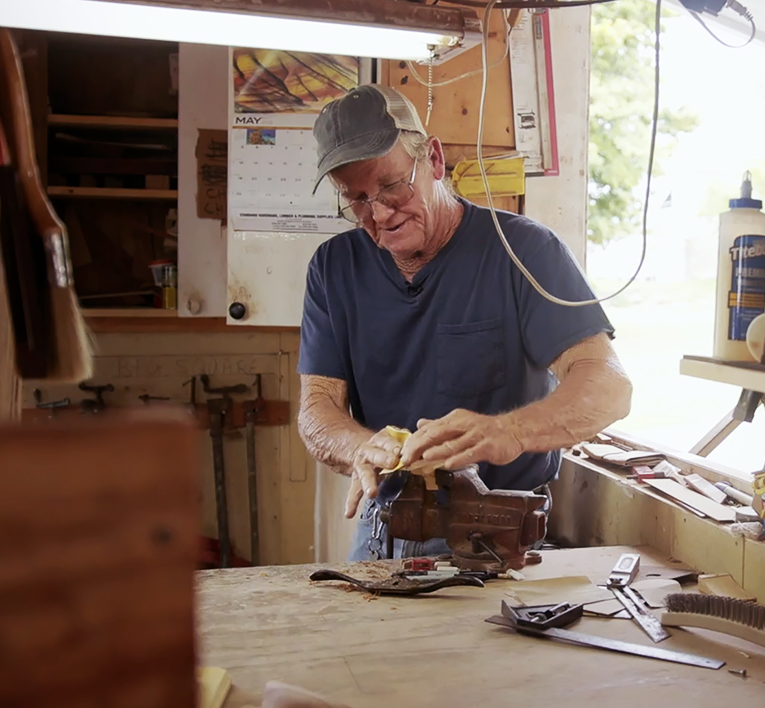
[196,546,765,707]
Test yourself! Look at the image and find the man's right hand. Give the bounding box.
[344,429,403,519]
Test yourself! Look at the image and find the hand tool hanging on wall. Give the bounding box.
[243,374,264,566]
[606,553,670,643]
[32,388,70,418]
[200,374,249,569]
[183,375,197,415]
[78,382,113,414]
[138,394,171,405]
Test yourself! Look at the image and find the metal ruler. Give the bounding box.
[611,584,670,643]
[607,553,670,643]
[485,614,724,670]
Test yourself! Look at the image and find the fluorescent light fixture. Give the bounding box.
[0,0,482,62]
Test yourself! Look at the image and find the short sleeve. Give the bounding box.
[513,229,614,369]
[296,250,347,380]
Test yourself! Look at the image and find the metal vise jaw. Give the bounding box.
[381,467,547,571]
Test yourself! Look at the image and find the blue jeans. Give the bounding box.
[347,486,553,562]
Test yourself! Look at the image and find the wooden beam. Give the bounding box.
[48,114,178,129]
[48,186,178,200]
[83,312,298,334]
[21,400,291,428]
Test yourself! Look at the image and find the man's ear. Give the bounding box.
[427,136,447,182]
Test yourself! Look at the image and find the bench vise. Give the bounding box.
[380,467,547,571]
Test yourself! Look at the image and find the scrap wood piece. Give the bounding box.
[699,574,757,602]
[197,667,232,708]
[685,473,728,505]
[586,579,682,617]
[644,478,736,523]
[507,575,614,607]
[579,443,665,467]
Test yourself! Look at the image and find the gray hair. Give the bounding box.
[399,130,430,161]
[399,130,456,196]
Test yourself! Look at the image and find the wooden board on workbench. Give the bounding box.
[645,478,737,523]
[0,412,198,708]
[197,546,765,708]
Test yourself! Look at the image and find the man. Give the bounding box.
[297,84,632,561]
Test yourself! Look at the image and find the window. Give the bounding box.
[588,0,765,473]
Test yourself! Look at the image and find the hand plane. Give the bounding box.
[380,466,547,571]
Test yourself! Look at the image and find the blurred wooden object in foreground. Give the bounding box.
[0,410,199,708]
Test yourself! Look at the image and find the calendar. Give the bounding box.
[228,126,347,233]
[228,49,359,234]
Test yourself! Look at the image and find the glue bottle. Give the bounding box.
[713,172,765,362]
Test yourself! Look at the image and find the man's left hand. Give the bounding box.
[399,409,524,470]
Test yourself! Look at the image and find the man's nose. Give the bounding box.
[370,200,396,223]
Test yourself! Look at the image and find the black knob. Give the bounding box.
[229,301,246,320]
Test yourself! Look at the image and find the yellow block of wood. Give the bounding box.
[197,666,232,708]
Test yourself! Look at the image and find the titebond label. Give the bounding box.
[728,234,765,341]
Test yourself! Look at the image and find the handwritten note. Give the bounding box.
[196,129,228,221]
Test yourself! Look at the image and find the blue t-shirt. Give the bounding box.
[297,199,614,498]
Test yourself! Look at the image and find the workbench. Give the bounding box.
[197,546,765,707]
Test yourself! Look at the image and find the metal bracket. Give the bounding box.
[689,389,763,457]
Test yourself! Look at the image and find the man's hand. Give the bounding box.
[399,409,523,471]
[344,429,404,518]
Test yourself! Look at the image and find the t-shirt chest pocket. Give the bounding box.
[436,319,506,398]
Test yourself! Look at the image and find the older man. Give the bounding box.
[297,84,632,561]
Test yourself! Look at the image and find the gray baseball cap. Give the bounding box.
[312,84,426,194]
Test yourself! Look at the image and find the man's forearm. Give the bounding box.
[297,392,371,475]
[505,359,632,453]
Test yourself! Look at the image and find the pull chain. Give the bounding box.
[425,46,435,127]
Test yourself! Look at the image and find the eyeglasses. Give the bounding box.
[337,160,417,223]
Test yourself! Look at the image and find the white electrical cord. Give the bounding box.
[406,9,511,88]
[477,0,661,306]
[689,0,756,48]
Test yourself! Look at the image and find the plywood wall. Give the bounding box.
[20,328,315,566]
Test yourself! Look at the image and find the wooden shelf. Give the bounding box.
[48,114,178,130]
[48,186,178,200]
[680,355,765,395]
[83,308,178,318]
[82,311,297,334]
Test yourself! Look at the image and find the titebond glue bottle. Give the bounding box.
[713,172,765,362]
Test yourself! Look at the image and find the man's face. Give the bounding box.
[330,139,447,260]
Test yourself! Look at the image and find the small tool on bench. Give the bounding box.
[380,466,547,572]
[32,388,70,418]
[661,593,765,648]
[606,553,670,643]
[487,600,724,670]
[309,569,484,596]
[201,374,250,569]
[503,601,584,629]
[78,382,113,414]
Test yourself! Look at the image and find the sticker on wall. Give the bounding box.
[228,49,359,233]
